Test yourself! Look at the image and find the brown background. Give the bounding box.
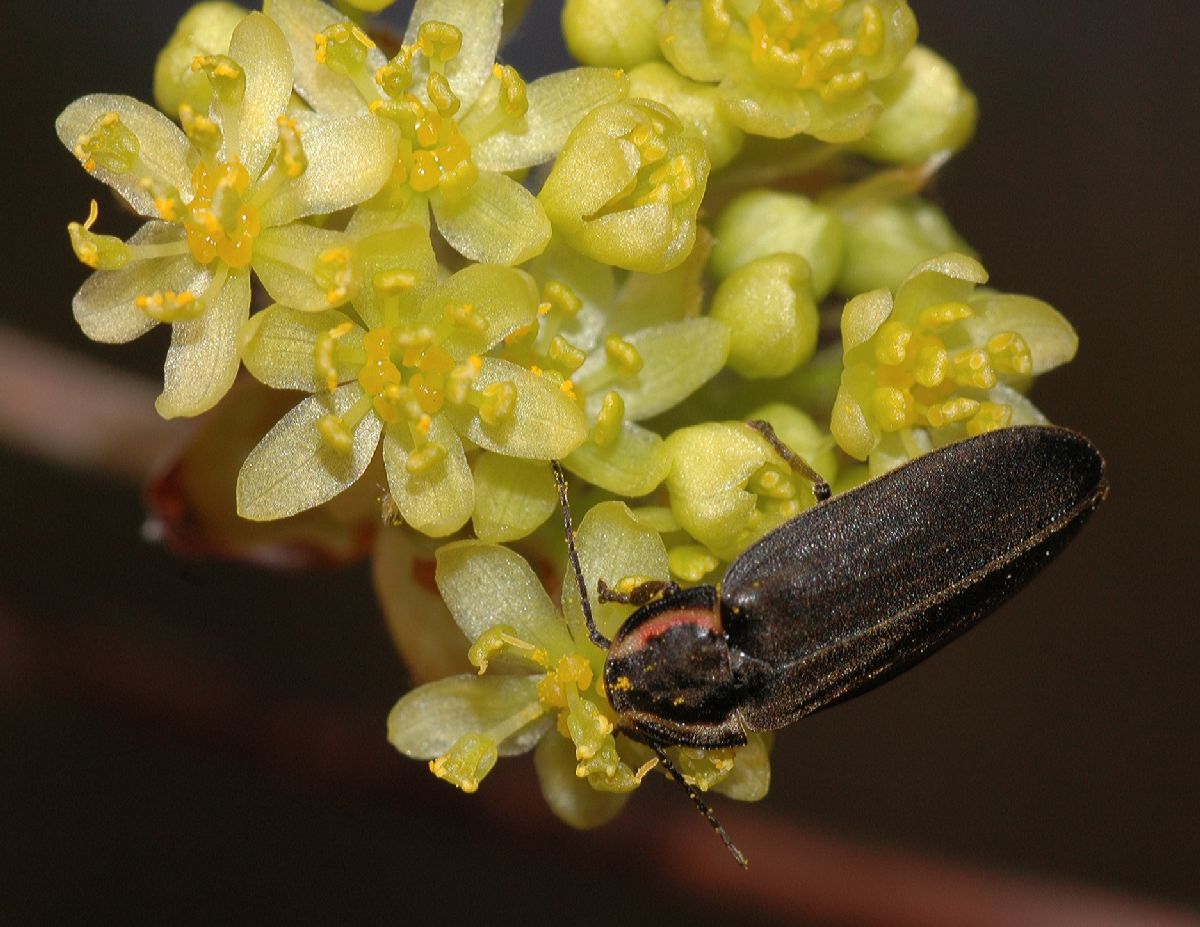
[2,1,1197,923]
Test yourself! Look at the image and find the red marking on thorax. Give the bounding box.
[631,606,722,648]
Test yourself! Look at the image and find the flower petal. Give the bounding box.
[657,0,724,83]
[564,422,670,497]
[240,304,361,391]
[606,226,711,333]
[710,733,771,801]
[470,454,558,543]
[964,294,1078,376]
[253,224,349,311]
[579,318,729,421]
[72,224,198,343]
[435,540,573,656]
[560,500,669,645]
[893,252,987,321]
[444,358,588,458]
[56,94,192,217]
[258,115,398,225]
[266,0,387,116]
[346,224,440,330]
[419,264,539,359]
[534,733,630,828]
[227,12,295,178]
[156,269,251,418]
[840,288,893,354]
[404,0,503,110]
[236,382,383,519]
[372,526,475,683]
[381,418,474,537]
[146,378,377,568]
[521,238,615,353]
[471,67,629,173]
[431,170,551,265]
[388,674,550,758]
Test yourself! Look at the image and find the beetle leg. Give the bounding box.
[649,742,748,869]
[746,419,831,502]
[551,461,612,650]
[598,577,683,606]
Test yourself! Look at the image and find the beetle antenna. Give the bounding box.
[649,742,748,869]
[747,419,831,502]
[550,461,611,650]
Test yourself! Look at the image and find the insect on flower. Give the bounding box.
[553,422,1108,866]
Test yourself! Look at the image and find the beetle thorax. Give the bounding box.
[603,586,747,748]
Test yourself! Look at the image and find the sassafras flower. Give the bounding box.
[269,0,627,264]
[386,502,771,825]
[58,12,396,417]
[236,225,587,533]
[832,253,1079,474]
[657,0,917,141]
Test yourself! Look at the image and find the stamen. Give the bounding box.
[73,112,140,174]
[67,200,129,270]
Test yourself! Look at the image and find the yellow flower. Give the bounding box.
[269,0,627,264]
[58,12,396,417]
[832,253,1079,474]
[658,0,917,141]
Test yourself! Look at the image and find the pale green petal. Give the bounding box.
[840,288,893,353]
[240,304,360,390]
[893,252,987,320]
[988,383,1049,427]
[226,12,294,178]
[578,318,729,421]
[535,733,630,828]
[372,527,473,684]
[607,226,710,333]
[964,294,1078,376]
[657,0,724,82]
[382,418,474,537]
[435,540,573,655]
[564,422,670,497]
[253,224,348,310]
[561,500,669,645]
[236,382,383,519]
[431,171,551,265]
[265,0,386,116]
[831,380,877,461]
[521,238,615,353]
[157,269,251,418]
[711,732,771,801]
[72,224,199,343]
[445,358,588,458]
[258,115,397,225]
[388,674,550,758]
[56,94,192,217]
[348,225,440,329]
[403,0,503,109]
[720,77,816,139]
[419,264,538,359]
[470,68,629,173]
[470,454,559,543]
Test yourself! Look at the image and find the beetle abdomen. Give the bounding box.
[723,426,1107,732]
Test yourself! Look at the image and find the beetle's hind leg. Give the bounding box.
[746,419,831,503]
[597,578,682,606]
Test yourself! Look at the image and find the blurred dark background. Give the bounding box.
[2,1,1197,924]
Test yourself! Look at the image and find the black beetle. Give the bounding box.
[552,423,1107,865]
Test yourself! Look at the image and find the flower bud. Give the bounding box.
[852,46,978,164]
[837,196,975,297]
[562,0,664,69]
[711,254,818,379]
[710,190,844,299]
[153,2,246,119]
